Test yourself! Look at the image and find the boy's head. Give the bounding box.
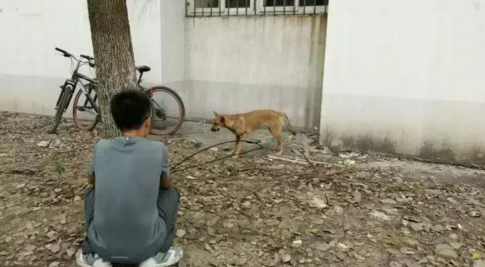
[111,90,152,137]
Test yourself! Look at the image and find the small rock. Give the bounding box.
[48,262,60,267]
[310,196,328,209]
[434,244,458,259]
[278,249,291,263]
[447,197,458,204]
[353,252,365,261]
[337,243,349,251]
[474,260,485,267]
[344,159,356,166]
[389,261,403,267]
[46,231,57,238]
[353,190,362,203]
[176,229,186,238]
[431,224,444,233]
[66,248,76,257]
[470,211,481,218]
[37,141,51,148]
[380,199,397,205]
[400,247,415,255]
[241,201,251,208]
[74,196,82,201]
[404,260,421,267]
[370,210,391,221]
[223,221,234,229]
[46,243,61,253]
[16,183,26,189]
[449,233,458,240]
[312,240,336,251]
[410,223,424,232]
[449,242,463,249]
[292,240,303,248]
[396,197,411,203]
[51,139,62,148]
[268,253,280,267]
[206,216,219,227]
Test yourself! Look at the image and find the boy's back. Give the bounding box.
[87,136,170,262]
[78,90,182,267]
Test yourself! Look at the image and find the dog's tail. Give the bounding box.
[280,112,297,135]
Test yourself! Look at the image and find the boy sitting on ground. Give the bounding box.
[76,90,183,267]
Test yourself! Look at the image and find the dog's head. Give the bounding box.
[211,111,225,132]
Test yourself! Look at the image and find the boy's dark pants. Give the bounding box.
[82,186,180,255]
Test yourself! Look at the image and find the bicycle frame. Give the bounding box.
[54,47,164,120]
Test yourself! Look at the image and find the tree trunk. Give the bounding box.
[87,0,138,138]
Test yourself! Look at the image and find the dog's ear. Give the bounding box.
[220,116,225,124]
[213,111,219,117]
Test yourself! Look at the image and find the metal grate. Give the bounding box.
[186,0,328,17]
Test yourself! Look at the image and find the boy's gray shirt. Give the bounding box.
[87,136,170,262]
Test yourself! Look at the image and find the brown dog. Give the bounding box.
[211,109,296,156]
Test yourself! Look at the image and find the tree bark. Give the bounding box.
[87,0,138,138]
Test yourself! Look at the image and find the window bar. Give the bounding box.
[246,0,248,15]
[219,0,222,15]
[202,0,205,16]
[303,0,306,15]
[194,0,196,16]
[314,0,317,14]
[264,0,266,15]
[237,0,239,15]
[293,0,296,15]
[273,0,276,16]
[283,0,286,15]
[210,0,213,16]
[186,0,188,17]
[325,0,328,13]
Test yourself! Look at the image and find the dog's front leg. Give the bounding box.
[233,133,246,158]
[232,135,241,155]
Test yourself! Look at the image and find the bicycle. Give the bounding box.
[49,47,185,135]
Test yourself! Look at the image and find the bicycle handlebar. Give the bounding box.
[55,47,73,58]
[80,54,94,61]
[55,47,95,68]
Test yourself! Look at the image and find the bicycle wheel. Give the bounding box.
[48,87,71,134]
[148,86,185,135]
[73,88,99,131]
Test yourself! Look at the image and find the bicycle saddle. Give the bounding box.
[136,65,151,73]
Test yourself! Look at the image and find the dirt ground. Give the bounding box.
[1,111,485,267]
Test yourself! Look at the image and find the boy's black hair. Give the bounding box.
[110,90,151,131]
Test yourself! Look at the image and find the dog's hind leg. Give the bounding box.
[269,123,284,155]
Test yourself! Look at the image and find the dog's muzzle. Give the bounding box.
[211,127,220,132]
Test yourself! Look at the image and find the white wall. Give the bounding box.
[320,0,485,163]
[180,15,327,128]
[0,0,162,115]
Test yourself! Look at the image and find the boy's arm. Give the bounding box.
[160,144,172,188]
[87,147,96,185]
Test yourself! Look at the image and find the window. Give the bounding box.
[299,0,325,5]
[226,0,254,15]
[186,0,327,17]
[298,0,326,14]
[192,0,222,15]
[265,0,294,6]
[226,0,250,8]
[195,0,219,8]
